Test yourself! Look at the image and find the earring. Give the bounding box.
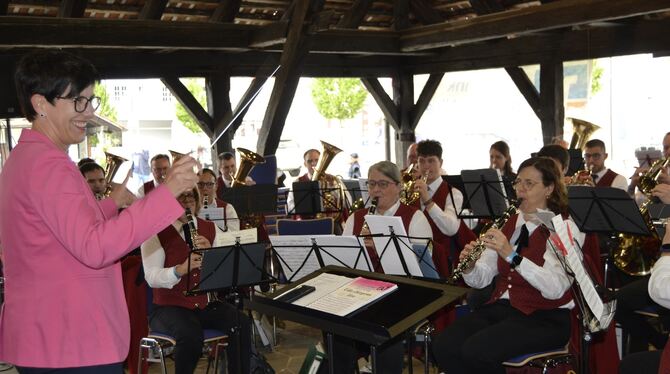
[39,113,46,118]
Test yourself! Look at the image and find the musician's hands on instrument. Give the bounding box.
[165,155,200,198]
[459,241,477,272]
[629,166,649,188]
[193,234,212,249]
[176,252,202,275]
[481,228,514,259]
[652,183,670,204]
[109,169,136,208]
[413,177,430,203]
[658,168,670,185]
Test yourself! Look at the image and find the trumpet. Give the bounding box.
[449,201,519,283]
[184,208,219,305]
[569,164,594,185]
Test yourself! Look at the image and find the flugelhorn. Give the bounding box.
[232,148,265,187]
[101,151,128,198]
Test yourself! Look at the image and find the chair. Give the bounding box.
[502,344,572,374]
[276,217,334,235]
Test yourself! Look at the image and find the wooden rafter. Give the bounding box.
[210,0,242,23]
[393,0,410,31]
[138,0,169,20]
[0,0,8,16]
[361,77,399,130]
[505,67,540,119]
[58,0,88,18]
[409,0,443,25]
[539,61,564,145]
[410,73,443,129]
[161,76,214,137]
[401,0,670,52]
[335,0,373,29]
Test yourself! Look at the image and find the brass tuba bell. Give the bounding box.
[101,151,128,198]
[232,148,265,187]
[312,141,342,182]
[568,117,600,150]
[312,141,348,224]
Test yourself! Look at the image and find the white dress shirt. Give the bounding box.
[342,200,433,241]
[420,178,462,236]
[593,168,628,191]
[141,220,227,289]
[463,211,578,306]
[649,255,670,309]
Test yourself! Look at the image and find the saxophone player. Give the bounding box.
[432,157,579,374]
[140,188,253,374]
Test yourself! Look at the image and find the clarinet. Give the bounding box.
[184,208,220,305]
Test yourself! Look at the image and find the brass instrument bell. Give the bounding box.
[102,151,128,198]
[567,117,600,150]
[232,148,265,187]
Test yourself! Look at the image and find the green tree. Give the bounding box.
[94,84,117,122]
[590,60,604,95]
[311,78,368,122]
[175,78,207,134]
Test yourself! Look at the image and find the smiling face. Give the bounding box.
[32,84,96,151]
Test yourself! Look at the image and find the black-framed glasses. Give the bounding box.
[56,95,101,113]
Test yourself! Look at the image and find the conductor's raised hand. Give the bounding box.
[165,155,200,198]
[110,167,136,208]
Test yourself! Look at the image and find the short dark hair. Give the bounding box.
[218,152,234,161]
[303,149,320,159]
[200,168,217,180]
[417,139,442,159]
[79,162,104,176]
[537,144,570,170]
[584,139,606,151]
[151,154,170,165]
[77,157,95,168]
[15,50,99,121]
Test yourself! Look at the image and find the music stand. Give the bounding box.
[220,184,278,216]
[567,149,585,176]
[443,175,470,210]
[567,186,649,235]
[460,169,510,219]
[290,181,323,216]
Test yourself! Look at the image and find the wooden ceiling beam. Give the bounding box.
[0,0,9,16]
[361,77,399,130]
[335,0,373,29]
[410,73,443,129]
[505,67,540,118]
[401,0,670,52]
[138,0,169,20]
[409,0,443,25]
[210,0,241,23]
[58,0,88,18]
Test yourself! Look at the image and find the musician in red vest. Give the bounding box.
[215,151,256,200]
[141,188,252,374]
[286,149,320,214]
[137,154,170,197]
[432,157,576,374]
[573,139,627,190]
[619,224,670,374]
[197,168,240,232]
[325,161,431,374]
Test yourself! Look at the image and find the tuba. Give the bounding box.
[312,141,348,221]
[614,158,669,275]
[101,151,128,199]
[568,118,600,150]
[232,148,265,187]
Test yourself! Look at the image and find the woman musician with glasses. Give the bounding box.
[197,168,240,232]
[432,157,582,374]
[327,161,432,374]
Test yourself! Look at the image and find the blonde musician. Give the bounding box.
[432,157,577,374]
[141,188,252,374]
[197,168,240,232]
[79,162,107,199]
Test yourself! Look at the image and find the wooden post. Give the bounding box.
[539,61,564,145]
[206,74,233,158]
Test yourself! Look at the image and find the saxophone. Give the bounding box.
[449,201,519,283]
[184,208,220,305]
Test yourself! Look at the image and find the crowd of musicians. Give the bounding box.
[2,50,670,374]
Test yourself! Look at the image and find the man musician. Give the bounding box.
[137,154,170,197]
[79,162,107,200]
[197,168,240,232]
[286,149,320,215]
[215,151,255,200]
[573,139,627,190]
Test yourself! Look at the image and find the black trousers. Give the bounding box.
[150,303,252,374]
[431,301,571,374]
[16,363,122,374]
[615,276,670,353]
[317,333,405,374]
[619,350,662,374]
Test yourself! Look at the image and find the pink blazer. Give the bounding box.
[0,129,183,368]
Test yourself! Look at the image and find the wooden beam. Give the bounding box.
[409,0,443,25]
[393,71,415,163]
[0,0,8,16]
[335,0,373,29]
[393,0,410,31]
[138,0,168,20]
[256,0,313,156]
[206,74,233,154]
[505,67,541,119]
[468,0,504,15]
[401,0,670,52]
[539,61,564,145]
[250,21,288,48]
[361,77,399,130]
[210,0,241,23]
[410,73,443,129]
[161,76,214,137]
[58,0,88,18]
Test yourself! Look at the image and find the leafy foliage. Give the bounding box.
[94,84,117,122]
[311,78,368,121]
[175,78,207,134]
[590,60,604,95]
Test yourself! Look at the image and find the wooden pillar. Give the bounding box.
[206,74,233,157]
[393,71,415,164]
[539,61,564,145]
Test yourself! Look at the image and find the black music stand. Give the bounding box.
[567,149,585,177]
[290,181,323,216]
[364,228,437,278]
[221,184,278,216]
[460,169,511,219]
[567,186,649,236]
[248,266,468,374]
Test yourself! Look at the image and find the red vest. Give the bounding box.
[143,180,155,195]
[352,203,416,272]
[595,169,619,187]
[488,214,573,315]
[216,176,229,200]
[152,218,216,310]
[298,173,310,182]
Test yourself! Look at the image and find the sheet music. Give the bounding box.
[314,235,372,271]
[269,235,322,281]
[216,228,257,246]
[550,215,614,330]
[358,179,370,208]
[364,215,424,276]
[291,273,353,307]
[198,207,231,231]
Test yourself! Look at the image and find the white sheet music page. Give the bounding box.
[364,215,424,276]
[292,273,353,307]
[313,235,373,272]
[550,215,606,323]
[269,235,322,281]
[216,228,257,247]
